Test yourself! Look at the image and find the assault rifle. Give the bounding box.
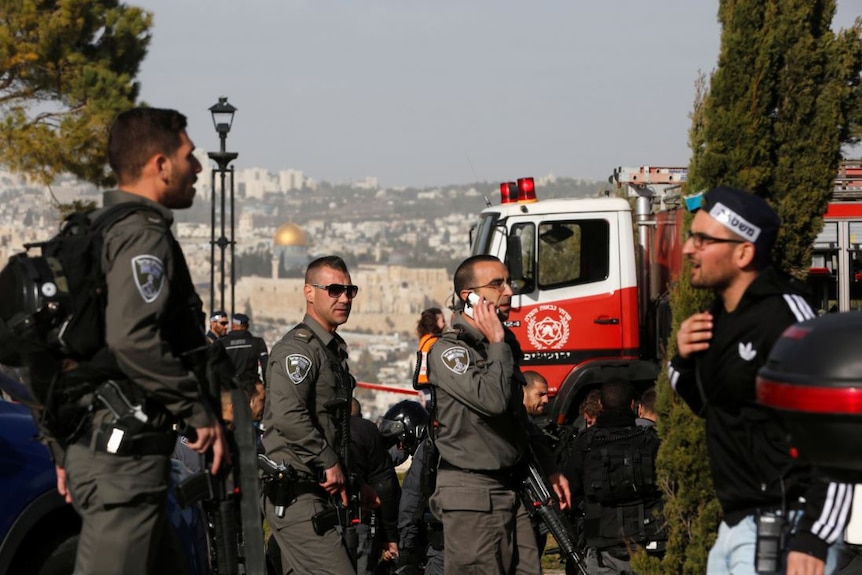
[521,462,589,575]
[322,381,360,568]
[176,384,266,575]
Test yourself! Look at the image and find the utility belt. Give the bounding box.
[81,425,175,456]
[438,459,526,488]
[77,380,173,456]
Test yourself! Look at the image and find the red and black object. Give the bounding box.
[756,312,862,483]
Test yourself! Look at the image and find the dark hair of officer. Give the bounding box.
[453,255,502,302]
[640,386,657,413]
[107,108,188,183]
[600,378,635,411]
[417,307,443,337]
[305,255,349,283]
[523,370,547,389]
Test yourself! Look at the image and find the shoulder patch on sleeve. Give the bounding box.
[441,346,470,375]
[286,354,312,384]
[131,254,165,303]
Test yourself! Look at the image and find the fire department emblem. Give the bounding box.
[286,354,312,384]
[441,347,470,375]
[525,305,571,350]
[131,255,165,303]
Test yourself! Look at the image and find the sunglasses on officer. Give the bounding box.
[310,283,359,299]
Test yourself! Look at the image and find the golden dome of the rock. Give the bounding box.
[273,223,307,246]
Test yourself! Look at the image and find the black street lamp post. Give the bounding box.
[208,97,239,318]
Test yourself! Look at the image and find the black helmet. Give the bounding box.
[378,400,429,455]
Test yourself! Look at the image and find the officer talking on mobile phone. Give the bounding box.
[427,255,570,575]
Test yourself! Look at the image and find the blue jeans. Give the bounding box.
[707,513,840,575]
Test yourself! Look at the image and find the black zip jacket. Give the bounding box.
[668,267,851,561]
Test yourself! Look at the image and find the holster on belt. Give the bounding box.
[91,423,175,456]
[265,475,298,513]
[86,380,173,456]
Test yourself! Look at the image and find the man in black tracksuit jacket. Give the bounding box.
[668,186,851,574]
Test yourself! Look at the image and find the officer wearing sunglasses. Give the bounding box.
[262,255,363,573]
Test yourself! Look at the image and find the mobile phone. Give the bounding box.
[463,292,481,319]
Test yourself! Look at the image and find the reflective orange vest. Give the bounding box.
[416,333,438,385]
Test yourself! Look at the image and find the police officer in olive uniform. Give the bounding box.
[427,255,571,575]
[58,108,227,575]
[262,255,359,574]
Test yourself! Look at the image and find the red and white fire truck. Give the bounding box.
[471,163,862,425]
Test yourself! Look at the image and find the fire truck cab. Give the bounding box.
[469,171,685,425]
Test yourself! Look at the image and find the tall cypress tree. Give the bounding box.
[634,2,862,574]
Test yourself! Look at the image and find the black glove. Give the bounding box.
[393,549,419,575]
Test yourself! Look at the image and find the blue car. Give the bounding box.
[0,375,210,575]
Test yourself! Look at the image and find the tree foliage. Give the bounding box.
[689,0,862,275]
[635,3,862,574]
[0,0,152,186]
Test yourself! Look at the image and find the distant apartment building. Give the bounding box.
[352,176,378,190]
[237,167,278,199]
[278,169,304,191]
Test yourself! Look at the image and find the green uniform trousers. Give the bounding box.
[265,491,355,575]
[430,467,541,575]
[64,443,190,575]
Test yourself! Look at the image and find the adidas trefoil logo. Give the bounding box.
[738,342,757,361]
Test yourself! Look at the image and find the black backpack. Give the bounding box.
[581,425,666,548]
[0,202,156,406]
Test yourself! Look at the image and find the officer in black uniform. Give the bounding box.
[213,312,269,387]
[58,107,227,575]
[262,255,358,574]
[564,378,664,574]
[206,310,229,344]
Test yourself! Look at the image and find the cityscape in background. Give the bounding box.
[0,157,606,418]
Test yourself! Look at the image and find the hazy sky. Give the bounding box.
[133,1,860,188]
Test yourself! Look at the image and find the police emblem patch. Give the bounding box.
[441,347,470,375]
[286,354,312,384]
[131,255,165,303]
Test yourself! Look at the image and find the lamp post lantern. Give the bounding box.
[208,97,239,318]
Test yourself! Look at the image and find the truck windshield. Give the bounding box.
[470,213,500,256]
